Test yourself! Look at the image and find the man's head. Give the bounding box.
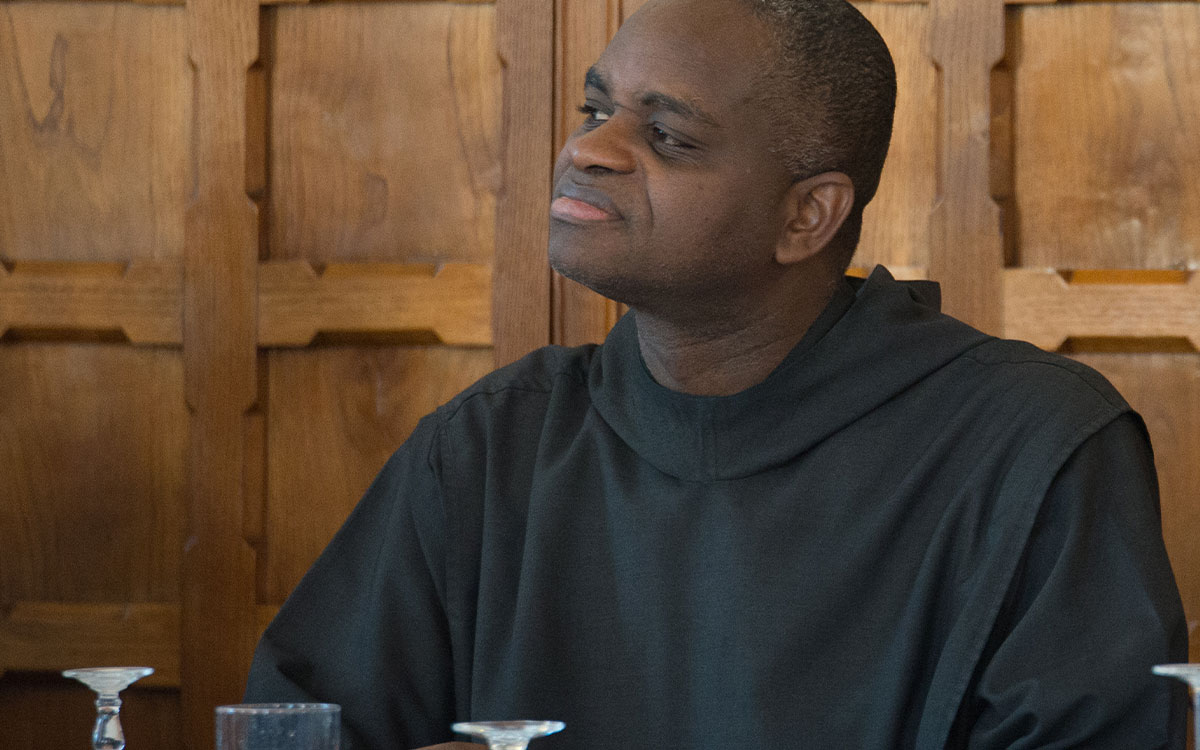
[548,0,895,320]
[748,0,897,266]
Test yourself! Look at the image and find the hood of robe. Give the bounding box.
[587,265,992,481]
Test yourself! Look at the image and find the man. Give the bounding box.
[245,0,1188,747]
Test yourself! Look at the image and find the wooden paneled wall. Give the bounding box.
[1,0,1197,747]
[0,0,549,746]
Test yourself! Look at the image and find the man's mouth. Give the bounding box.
[550,187,622,223]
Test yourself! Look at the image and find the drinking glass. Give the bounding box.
[1153,664,1200,740]
[451,720,565,750]
[214,703,340,750]
[62,666,155,750]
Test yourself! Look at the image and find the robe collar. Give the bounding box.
[588,266,991,481]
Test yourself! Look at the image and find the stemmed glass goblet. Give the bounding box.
[62,666,155,750]
[1153,664,1200,741]
[451,720,565,750]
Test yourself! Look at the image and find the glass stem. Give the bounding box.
[92,695,126,750]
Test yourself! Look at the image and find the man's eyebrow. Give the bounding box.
[583,66,721,129]
[584,67,610,94]
[639,92,720,129]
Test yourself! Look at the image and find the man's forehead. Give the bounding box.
[588,0,770,112]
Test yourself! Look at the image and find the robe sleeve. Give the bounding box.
[953,413,1189,749]
[243,417,456,750]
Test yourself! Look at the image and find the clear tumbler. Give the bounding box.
[214,703,340,750]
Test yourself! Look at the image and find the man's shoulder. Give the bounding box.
[435,343,598,422]
[954,337,1131,416]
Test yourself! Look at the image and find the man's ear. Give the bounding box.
[774,172,855,265]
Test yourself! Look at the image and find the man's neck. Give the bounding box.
[633,278,839,397]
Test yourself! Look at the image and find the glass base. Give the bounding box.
[452,720,565,749]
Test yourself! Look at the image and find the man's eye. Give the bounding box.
[576,104,611,125]
[652,125,690,150]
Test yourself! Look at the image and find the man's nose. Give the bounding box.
[567,117,637,174]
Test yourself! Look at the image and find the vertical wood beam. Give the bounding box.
[495,0,555,367]
[928,0,1006,334]
[550,0,624,348]
[182,0,262,747]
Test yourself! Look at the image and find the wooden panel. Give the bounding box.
[261,346,495,602]
[268,3,501,263]
[258,261,492,347]
[1070,354,1200,662]
[0,344,186,605]
[1010,3,1200,269]
[853,2,936,271]
[0,4,189,262]
[0,672,181,750]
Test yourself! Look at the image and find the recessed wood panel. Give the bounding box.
[0,673,181,750]
[1011,4,1200,269]
[268,3,501,264]
[262,346,495,602]
[0,344,186,605]
[854,2,935,271]
[0,4,189,262]
[1071,353,1200,661]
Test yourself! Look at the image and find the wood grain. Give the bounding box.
[0,343,187,604]
[551,0,622,347]
[268,4,500,264]
[0,602,279,687]
[1010,3,1200,270]
[0,5,189,262]
[853,2,937,272]
[0,261,181,344]
[1004,268,1200,351]
[928,0,1006,335]
[181,0,262,745]
[258,262,492,347]
[494,0,554,366]
[0,260,492,346]
[0,602,180,686]
[0,671,181,750]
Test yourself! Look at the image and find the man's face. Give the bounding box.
[548,0,796,316]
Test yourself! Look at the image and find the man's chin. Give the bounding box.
[548,246,635,307]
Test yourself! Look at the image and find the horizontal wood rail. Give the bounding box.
[0,601,279,688]
[1004,268,1200,352]
[258,261,491,347]
[0,261,491,348]
[0,262,181,346]
[5,261,1196,353]
[848,265,1200,352]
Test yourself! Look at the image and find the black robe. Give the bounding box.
[246,267,1187,749]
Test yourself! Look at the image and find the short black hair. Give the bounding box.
[745,0,897,270]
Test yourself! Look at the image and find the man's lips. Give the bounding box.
[550,187,622,223]
[551,197,618,222]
